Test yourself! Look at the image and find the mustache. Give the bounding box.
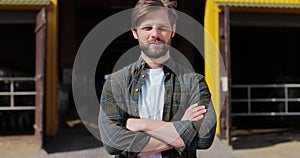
[148,40,165,44]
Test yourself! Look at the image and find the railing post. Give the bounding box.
[284,85,288,113]
[10,80,14,108]
[247,86,251,114]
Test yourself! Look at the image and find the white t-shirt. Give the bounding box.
[138,68,165,158]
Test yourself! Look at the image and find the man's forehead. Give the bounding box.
[138,9,171,26]
[139,19,171,27]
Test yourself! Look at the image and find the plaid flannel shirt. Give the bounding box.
[99,57,216,158]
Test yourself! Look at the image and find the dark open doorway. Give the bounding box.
[229,12,300,149]
[231,26,300,85]
[231,26,300,127]
[0,21,36,135]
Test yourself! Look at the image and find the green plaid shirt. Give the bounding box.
[99,57,216,158]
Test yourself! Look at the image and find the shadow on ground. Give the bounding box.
[231,116,300,150]
[231,128,300,149]
[43,112,102,153]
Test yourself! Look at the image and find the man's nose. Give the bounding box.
[150,28,160,38]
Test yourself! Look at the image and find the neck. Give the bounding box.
[141,52,170,69]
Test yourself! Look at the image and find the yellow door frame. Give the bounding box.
[204,0,300,137]
[46,0,58,136]
[204,0,221,136]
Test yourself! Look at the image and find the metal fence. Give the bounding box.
[231,84,300,116]
[0,77,36,110]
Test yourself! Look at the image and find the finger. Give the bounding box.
[192,105,205,111]
[190,106,206,114]
[184,104,206,121]
[190,105,205,111]
[196,115,204,120]
[198,105,206,110]
[192,115,204,121]
[188,103,198,109]
[191,104,206,109]
[198,108,207,114]
[191,110,203,119]
[186,104,195,110]
[192,103,199,106]
[191,108,207,118]
[186,108,204,119]
[186,104,199,113]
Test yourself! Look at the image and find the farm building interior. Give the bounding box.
[0,14,37,135]
[230,12,300,131]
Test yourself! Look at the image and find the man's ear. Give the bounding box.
[131,29,138,39]
[171,24,176,37]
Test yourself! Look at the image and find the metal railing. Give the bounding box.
[0,77,36,110]
[231,84,300,116]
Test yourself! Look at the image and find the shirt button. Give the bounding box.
[135,89,139,92]
[134,109,137,112]
[142,75,145,78]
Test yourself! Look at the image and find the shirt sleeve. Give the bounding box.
[172,120,198,154]
[189,74,217,149]
[172,74,217,154]
[98,77,151,157]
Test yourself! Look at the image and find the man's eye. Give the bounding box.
[159,27,169,31]
[142,27,152,31]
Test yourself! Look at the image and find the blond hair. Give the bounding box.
[131,0,178,29]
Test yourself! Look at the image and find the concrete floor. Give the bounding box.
[0,136,39,158]
[1,125,300,158]
[232,128,300,158]
[1,136,300,158]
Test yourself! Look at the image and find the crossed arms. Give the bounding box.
[99,74,216,157]
[126,104,207,156]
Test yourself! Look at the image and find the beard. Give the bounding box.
[140,39,171,59]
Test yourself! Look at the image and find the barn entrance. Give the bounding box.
[231,27,300,114]
[0,9,46,145]
[229,12,300,142]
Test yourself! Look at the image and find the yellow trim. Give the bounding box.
[223,6,300,13]
[215,0,300,5]
[0,0,50,5]
[46,0,58,136]
[215,0,300,9]
[0,5,43,10]
[0,0,50,10]
[204,0,221,136]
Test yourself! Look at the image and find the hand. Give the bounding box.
[181,103,207,121]
[126,118,143,132]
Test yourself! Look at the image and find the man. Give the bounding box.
[99,0,216,157]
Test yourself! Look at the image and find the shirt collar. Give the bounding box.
[135,56,176,74]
